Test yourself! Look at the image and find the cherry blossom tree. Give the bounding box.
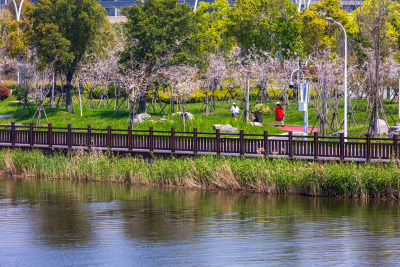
[309,49,341,135]
[120,61,152,125]
[160,65,199,131]
[204,53,226,116]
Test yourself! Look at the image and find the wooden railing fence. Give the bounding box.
[0,122,398,161]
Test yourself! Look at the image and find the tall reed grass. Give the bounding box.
[1,149,400,198]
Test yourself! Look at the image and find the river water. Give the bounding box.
[0,179,400,266]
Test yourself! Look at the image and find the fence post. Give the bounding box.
[394,134,398,159]
[193,128,198,155]
[171,127,175,153]
[29,123,34,147]
[67,124,72,149]
[289,131,293,159]
[340,133,344,161]
[240,130,244,156]
[149,126,154,152]
[87,125,92,150]
[48,123,52,148]
[128,126,133,151]
[107,125,112,148]
[366,134,371,162]
[216,129,221,155]
[11,122,15,146]
[314,132,318,160]
[263,130,268,157]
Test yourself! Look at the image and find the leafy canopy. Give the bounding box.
[25,0,109,76]
[227,0,303,58]
[300,0,357,55]
[120,0,200,71]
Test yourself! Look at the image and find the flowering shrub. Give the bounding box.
[0,84,10,101]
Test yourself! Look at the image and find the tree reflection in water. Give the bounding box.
[0,178,399,265]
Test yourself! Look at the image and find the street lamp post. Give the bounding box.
[326,17,347,139]
[290,69,308,137]
[398,71,400,119]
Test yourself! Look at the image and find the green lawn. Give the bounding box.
[1,95,399,137]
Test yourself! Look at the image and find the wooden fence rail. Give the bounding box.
[0,122,398,162]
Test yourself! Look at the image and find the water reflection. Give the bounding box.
[0,179,400,266]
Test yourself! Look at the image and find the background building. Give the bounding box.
[0,0,364,22]
[293,0,364,12]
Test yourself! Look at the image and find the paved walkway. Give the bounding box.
[269,124,319,133]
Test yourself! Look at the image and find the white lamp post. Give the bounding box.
[398,71,400,119]
[12,0,24,88]
[290,69,308,137]
[326,17,347,139]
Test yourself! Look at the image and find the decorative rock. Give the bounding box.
[172,112,194,120]
[213,124,238,133]
[377,119,389,135]
[4,123,24,130]
[133,113,151,124]
[249,122,262,127]
[389,125,400,136]
[0,114,13,119]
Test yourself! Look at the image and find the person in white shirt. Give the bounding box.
[230,102,240,120]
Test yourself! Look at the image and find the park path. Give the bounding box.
[269,124,319,133]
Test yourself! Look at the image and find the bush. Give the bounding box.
[11,86,26,100]
[0,84,10,101]
[252,104,273,116]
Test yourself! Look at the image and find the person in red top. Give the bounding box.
[274,102,284,126]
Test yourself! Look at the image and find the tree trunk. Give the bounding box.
[65,72,73,112]
[139,96,147,113]
[51,72,55,108]
[205,87,209,117]
[182,103,186,132]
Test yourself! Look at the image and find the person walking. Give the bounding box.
[230,102,239,120]
[274,102,284,126]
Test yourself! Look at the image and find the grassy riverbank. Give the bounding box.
[1,149,400,198]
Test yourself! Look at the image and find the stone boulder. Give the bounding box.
[213,124,238,133]
[249,122,262,127]
[0,114,13,119]
[376,119,389,135]
[172,112,194,120]
[389,125,400,135]
[133,113,151,124]
[4,123,24,130]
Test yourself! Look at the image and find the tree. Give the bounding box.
[121,0,200,75]
[3,0,33,87]
[159,65,199,131]
[227,0,303,58]
[353,0,400,136]
[196,0,235,56]
[300,0,357,55]
[25,0,109,111]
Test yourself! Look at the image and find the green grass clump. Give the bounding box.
[1,149,400,199]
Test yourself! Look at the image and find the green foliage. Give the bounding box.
[3,83,24,100]
[300,0,357,55]
[0,84,10,100]
[148,87,291,103]
[352,0,400,62]
[252,104,272,116]
[196,0,235,56]
[25,0,110,110]
[3,149,400,198]
[121,0,201,70]
[227,0,303,58]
